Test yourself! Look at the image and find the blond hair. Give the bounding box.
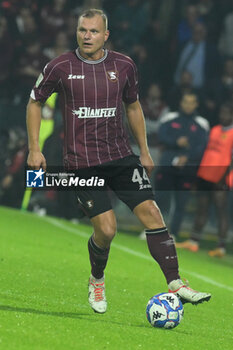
[78,8,108,30]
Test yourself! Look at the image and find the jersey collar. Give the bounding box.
[75,48,108,64]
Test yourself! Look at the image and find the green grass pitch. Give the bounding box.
[0,206,233,350]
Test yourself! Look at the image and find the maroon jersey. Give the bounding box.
[31,49,139,168]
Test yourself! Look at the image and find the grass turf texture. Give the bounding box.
[0,206,233,350]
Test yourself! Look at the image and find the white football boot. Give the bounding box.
[168,279,211,305]
[88,275,107,313]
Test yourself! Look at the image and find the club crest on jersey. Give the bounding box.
[107,70,118,82]
[86,200,94,209]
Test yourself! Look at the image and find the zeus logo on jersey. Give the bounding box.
[68,74,85,79]
[72,107,116,118]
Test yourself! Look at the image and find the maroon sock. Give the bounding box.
[145,227,180,284]
[88,235,110,279]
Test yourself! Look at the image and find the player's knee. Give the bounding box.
[97,222,117,241]
[143,202,164,229]
[147,202,162,220]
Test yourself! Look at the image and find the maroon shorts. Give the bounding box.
[76,155,154,218]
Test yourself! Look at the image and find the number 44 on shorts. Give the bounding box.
[132,168,152,190]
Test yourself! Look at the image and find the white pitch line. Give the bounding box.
[43,216,233,292]
[179,270,233,292]
[45,217,89,238]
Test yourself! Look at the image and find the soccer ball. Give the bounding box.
[146,293,184,329]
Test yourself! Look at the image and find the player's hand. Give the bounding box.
[140,152,154,177]
[27,151,47,171]
[177,136,189,148]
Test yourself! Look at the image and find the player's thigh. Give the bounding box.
[109,155,155,212]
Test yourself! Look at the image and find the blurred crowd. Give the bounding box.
[0,0,233,244]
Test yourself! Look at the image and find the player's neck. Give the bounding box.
[78,47,105,61]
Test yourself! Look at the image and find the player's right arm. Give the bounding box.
[26,98,47,171]
[26,56,60,170]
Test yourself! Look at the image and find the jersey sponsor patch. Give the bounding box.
[72,107,116,118]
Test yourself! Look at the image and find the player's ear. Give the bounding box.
[105,30,110,42]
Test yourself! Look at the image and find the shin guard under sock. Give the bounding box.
[88,235,110,279]
[145,227,180,284]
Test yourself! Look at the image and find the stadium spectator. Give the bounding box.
[0,15,14,101]
[174,22,220,88]
[154,91,209,238]
[167,70,201,111]
[141,18,167,85]
[43,31,71,60]
[17,40,48,104]
[26,9,211,314]
[218,10,233,58]
[197,0,214,17]
[1,0,39,18]
[0,127,27,208]
[143,0,178,86]
[149,0,178,44]
[40,0,68,46]
[177,102,233,257]
[15,7,39,45]
[131,45,157,95]
[66,13,82,50]
[196,0,222,41]
[203,58,233,126]
[16,7,36,34]
[131,83,169,166]
[177,4,202,46]
[111,0,150,53]
[141,83,169,149]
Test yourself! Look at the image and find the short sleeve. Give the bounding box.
[122,59,139,104]
[30,60,60,103]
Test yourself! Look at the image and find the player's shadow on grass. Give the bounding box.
[0,304,190,333]
[0,304,89,319]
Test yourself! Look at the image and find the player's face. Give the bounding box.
[180,95,198,114]
[77,15,109,60]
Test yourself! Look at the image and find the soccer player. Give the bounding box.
[26,9,211,313]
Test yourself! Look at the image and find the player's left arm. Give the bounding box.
[124,100,154,177]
